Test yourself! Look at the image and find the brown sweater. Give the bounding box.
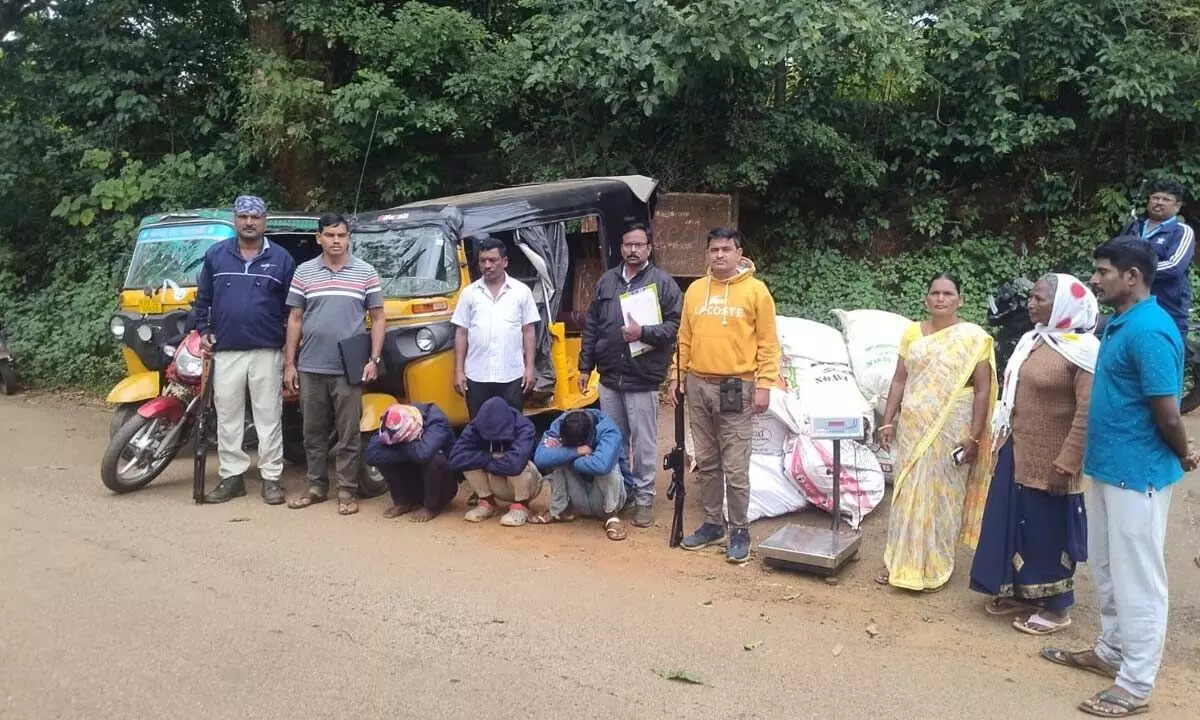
[1009,344,1092,494]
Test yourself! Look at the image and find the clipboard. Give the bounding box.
[619,284,663,358]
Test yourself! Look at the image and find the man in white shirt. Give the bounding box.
[452,236,540,418]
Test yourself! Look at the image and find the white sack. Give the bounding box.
[831,309,911,415]
[724,453,809,523]
[775,316,851,367]
[786,434,885,529]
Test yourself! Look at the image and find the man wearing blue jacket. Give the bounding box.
[363,403,458,523]
[532,409,636,541]
[1121,179,1195,338]
[448,396,541,526]
[194,195,296,505]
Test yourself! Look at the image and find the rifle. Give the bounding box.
[192,353,214,504]
[663,348,686,547]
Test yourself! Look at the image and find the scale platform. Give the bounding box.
[759,523,861,576]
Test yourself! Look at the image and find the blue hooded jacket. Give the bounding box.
[447,397,536,477]
[534,409,636,491]
[362,403,455,467]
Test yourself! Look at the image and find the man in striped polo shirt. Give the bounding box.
[283,212,386,516]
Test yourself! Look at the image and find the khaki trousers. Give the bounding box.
[463,463,542,504]
[212,348,284,481]
[686,374,753,530]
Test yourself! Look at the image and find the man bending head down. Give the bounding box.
[532,409,637,541]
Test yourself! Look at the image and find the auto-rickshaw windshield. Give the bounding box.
[352,225,459,298]
[123,225,234,289]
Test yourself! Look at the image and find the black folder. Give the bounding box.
[337,333,373,385]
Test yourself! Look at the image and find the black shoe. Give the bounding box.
[261,478,285,505]
[204,474,246,504]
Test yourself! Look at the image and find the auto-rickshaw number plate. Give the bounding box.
[138,297,163,315]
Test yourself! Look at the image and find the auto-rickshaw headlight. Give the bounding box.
[136,324,154,343]
[415,327,435,352]
[109,316,126,338]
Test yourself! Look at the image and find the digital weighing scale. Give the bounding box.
[759,415,867,576]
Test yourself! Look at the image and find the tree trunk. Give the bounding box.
[243,0,316,209]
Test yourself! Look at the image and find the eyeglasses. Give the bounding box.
[621,243,649,250]
[1149,194,1179,204]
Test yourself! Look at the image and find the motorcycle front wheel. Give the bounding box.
[101,414,188,493]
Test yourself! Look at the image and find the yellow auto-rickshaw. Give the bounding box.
[105,210,322,436]
[349,175,660,429]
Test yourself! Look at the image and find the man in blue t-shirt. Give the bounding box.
[1044,237,1198,716]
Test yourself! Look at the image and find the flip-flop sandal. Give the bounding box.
[338,498,359,516]
[1013,613,1071,636]
[1041,648,1118,679]
[528,512,575,525]
[874,569,890,585]
[985,598,1036,616]
[1078,690,1149,717]
[604,517,627,541]
[287,489,328,509]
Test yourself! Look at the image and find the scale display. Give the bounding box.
[809,415,867,441]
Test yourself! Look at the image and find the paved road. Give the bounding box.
[2,393,1198,719]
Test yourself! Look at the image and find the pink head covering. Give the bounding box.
[379,404,424,445]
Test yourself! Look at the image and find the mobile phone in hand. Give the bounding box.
[951,445,966,466]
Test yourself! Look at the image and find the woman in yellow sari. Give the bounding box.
[876,273,997,592]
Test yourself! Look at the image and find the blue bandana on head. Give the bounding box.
[233,195,267,216]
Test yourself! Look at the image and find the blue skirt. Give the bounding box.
[969,439,1087,613]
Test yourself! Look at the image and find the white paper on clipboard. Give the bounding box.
[619,284,663,357]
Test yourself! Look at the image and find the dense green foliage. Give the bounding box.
[1,0,1198,389]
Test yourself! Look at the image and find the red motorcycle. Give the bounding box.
[101,331,206,492]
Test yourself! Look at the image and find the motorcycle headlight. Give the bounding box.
[415,327,435,352]
[136,324,154,343]
[109,316,126,338]
[173,344,203,379]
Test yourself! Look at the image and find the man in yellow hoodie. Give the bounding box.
[668,227,780,563]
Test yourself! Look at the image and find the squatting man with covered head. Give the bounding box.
[669,227,780,564]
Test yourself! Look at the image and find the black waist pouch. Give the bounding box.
[719,378,744,413]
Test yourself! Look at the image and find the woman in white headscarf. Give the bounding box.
[969,273,1100,635]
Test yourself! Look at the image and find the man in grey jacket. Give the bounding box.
[577,224,682,528]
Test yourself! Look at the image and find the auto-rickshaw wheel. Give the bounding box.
[356,432,387,498]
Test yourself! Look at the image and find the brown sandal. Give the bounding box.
[874,568,890,585]
[1042,648,1118,679]
[604,517,627,541]
[337,496,359,516]
[287,488,328,509]
[528,511,576,524]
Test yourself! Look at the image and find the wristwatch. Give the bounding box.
[369,356,382,366]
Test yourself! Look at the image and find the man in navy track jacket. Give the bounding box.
[1122,179,1195,339]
